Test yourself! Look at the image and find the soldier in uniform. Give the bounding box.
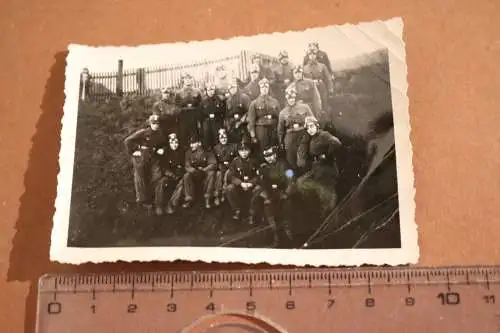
[182,137,217,209]
[156,133,185,215]
[124,114,168,210]
[226,142,260,220]
[152,87,179,137]
[214,64,231,101]
[277,85,314,170]
[212,128,238,206]
[296,116,342,216]
[251,146,294,246]
[303,42,334,77]
[242,64,261,101]
[303,50,333,113]
[175,73,203,148]
[225,78,251,144]
[291,65,323,121]
[273,50,295,108]
[200,82,226,149]
[246,78,281,154]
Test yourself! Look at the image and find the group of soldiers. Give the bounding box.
[123,42,342,246]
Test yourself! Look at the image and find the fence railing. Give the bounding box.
[79,50,279,101]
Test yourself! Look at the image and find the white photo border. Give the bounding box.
[50,17,418,266]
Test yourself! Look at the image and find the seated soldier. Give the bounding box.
[213,128,238,206]
[124,114,168,210]
[251,146,294,246]
[296,116,342,217]
[226,142,260,221]
[157,133,185,215]
[182,137,217,209]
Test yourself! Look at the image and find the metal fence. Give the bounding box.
[79,50,279,101]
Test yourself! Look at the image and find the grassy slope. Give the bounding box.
[68,50,399,249]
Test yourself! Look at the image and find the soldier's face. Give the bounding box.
[286,95,296,106]
[190,142,200,150]
[184,77,193,86]
[310,45,319,53]
[260,85,269,95]
[293,71,303,81]
[308,53,317,61]
[161,92,169,100]
[150,122,160,131]
[264,153,277,164]
[250,72,259,81]
[169,139,179,150]
[229,85,237,95]
[280,57,289,65]
[306,123,318,136]
[219,135,228,145]
[207,88,215,97]
[238,149,250,159]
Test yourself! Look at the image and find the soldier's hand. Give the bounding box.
[157,148,164,155]
[132,151,141,157]
[284,79,290,85]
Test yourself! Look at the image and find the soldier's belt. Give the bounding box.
[287,124,304,132]
[139,145,156,151]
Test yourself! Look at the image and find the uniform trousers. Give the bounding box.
[183,169,216,200]
[131,151,163,205]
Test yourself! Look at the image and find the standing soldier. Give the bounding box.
[303,50,333,113]
[226,142,260,221]
[213,128,238,206]
[152,87,180,137]
[214,64,231,101]
[242,64,262,101]
[251,146,294,246]
[175,72,203,148]
[226,78,251,143]
[246,78,281,153]
[124,114,168,211]
[200,82,226,149]
[296,116,342,216]
[303,42,334,77]
[273,50,294,107]
[291,65,323,121]
[277,85,314,170]
[182,137,217,209]
[156,133,185,215]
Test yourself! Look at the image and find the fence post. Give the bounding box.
[116,59,124,97]
[80,68,90,101]
[136,68,146,95]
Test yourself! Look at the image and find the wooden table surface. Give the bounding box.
[1,0,499,332]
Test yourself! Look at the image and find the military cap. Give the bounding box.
[181,71,193,79]
[205,82,217,91]
[308,41,319,48]
[218,128,227,136]
[160,87,169,94]
[228,78,239,89]
[168,133,178,140]
[258,78,270,87]
[278,50,288,59]
[304,116,319,127]
[250,64,260,73]
[238,141,251,151]
[148,114,160,124]
[189,135,201,144]
[263,146,277,157]
[251,54,262,61]
[292,64,303,73]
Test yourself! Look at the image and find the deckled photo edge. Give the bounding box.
[50,17,418,267]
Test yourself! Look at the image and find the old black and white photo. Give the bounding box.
[50,18,418,265]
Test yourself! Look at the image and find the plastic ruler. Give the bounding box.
[36,265,500,332]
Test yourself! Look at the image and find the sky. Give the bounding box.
[68,18,404,74]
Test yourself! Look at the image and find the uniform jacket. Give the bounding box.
[303,61,333,92]
[293,78,322,115]
[152,100,180,135]
[277,102,314,144]
[227,156,260,186]
[303,50,333,75]
[257,158,293,193]
[242,79,260,101]
[246,95,281,135]
[226,91,251,119]
[175,86,203,110]
[297,130,342,169]
[163,147,185,179]
[274,63,294,86]
[200,94,226,122]
[213,143,238,169]
[185,147,217,172]
[124,128,168,156]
